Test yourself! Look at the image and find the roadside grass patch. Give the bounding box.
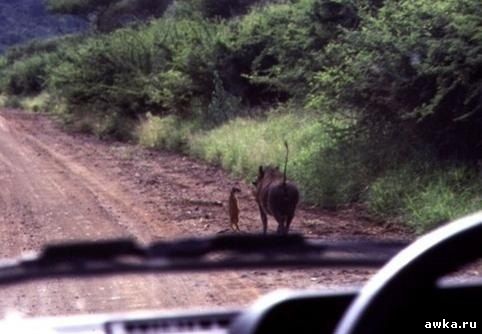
[20,92,51,112]
[137,113,197,152]
[368,165,482,233]
[51,103,135,141]
[0,92,52,113]
[190,113,320,179]
[2,95,22,109]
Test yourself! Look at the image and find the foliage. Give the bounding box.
[47,18,230,118]
[171,0,268,20]
[29,0,365,121]
[4,35,84,64]
[20,92,52,112]
[2,95,23,109]
[46,0,172,32]
[309,0,482,161]
[191,112,310,180]
[220,0,360,104]
[54,102,135,140]
[0,92,53,112]
[368,164,482,232]
[200,0,264,19]
[137,113,196,151]
[0,0,85,54]
[0,54,51,95]
[0,35,85,96]
[204,71,242,126]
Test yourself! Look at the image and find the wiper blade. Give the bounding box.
[38,239,145,262]
[0,234,409,286]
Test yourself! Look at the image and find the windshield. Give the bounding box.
[0,0,480,319]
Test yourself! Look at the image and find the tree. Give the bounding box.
[309,0,482,162]
[46,0,172,32]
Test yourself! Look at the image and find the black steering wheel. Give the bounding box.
[335,211,482,334]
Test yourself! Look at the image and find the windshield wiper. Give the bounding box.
[0,234,408,286]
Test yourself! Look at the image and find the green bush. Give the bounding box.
[47,29,162,114]
[22,93,52,113]
[46,0,171,32]
[223,0,359,104]
[309,0,482,162]
[204,71,242,126]
[94,111,136,141]
[2,95,22,109]
[137,113,197,151]
[0,35,85,97]
[47,18,230,117]
[172,0,264,19]
[4,37,65,64]
[0,54,52,95]
[3,92,54,113]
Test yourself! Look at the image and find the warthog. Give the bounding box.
[252,143,299,234]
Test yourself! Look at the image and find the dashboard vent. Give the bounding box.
[107,312,236,334]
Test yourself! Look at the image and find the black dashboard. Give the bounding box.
[1,280,480,334]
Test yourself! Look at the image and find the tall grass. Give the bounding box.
[190,113,319,179]
[137,113,197,151]
[368,165,482,232]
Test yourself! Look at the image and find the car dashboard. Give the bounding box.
[0,289,355,334]
[1,280,481,334]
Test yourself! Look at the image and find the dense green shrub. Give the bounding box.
[2,95,22,109]
[204,71,242,126]
[0,56,6,74]
[47,18,236,121]
[55,102,135,140]
[0,36,81,96]
[198,0,263,19]
[0,54,51,95]
[5,39,58,64]
[137,113,197,151]
[48,30,159,115]
[224,0,359,104]
[172,0,266,19]
[3,35,86,64]
[309,0,482,162]
[46,0,171,32]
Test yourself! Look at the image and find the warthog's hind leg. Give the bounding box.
[285,212,295,234]
[258,204,268,234]
[274,213,287,235]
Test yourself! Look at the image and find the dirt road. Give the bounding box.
[0,109,410,317]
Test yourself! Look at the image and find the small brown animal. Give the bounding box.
[228,186,241,232]
[253,142,299,234]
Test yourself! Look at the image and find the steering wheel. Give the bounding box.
[335,211,482,334]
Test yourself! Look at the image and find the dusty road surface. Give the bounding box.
[0,109,411,317]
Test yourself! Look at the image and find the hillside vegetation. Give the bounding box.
[0,0,85,53]
[1,0,481,232]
